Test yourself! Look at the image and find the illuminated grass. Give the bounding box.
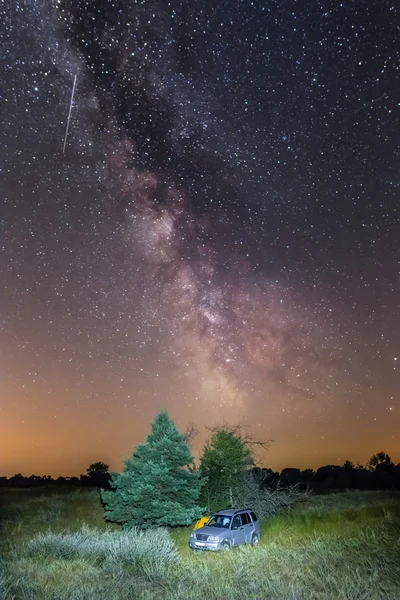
[26,526,179,565]
[0,489,113,552]
[1,488,400,599]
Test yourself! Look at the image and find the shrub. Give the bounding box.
[26,525,179,566]
[231,471,310,517]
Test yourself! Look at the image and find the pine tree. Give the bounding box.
[101,411,205,529]
[200,425,254,511]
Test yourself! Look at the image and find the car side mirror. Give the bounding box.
[232,525,238,530]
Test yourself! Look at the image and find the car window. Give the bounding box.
[241,512,250,525]
[207,514,232,528]
[232,515,241,528]
[250,511,258,522]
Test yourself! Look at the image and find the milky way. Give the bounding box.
[57,0,338,410]
[1,0,399,475]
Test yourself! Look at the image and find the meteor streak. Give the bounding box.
[62,74,77,154]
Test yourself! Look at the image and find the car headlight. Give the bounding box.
[190,532,195,538]
[207,536,219,542]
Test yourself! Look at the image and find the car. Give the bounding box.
[189,508,261,551]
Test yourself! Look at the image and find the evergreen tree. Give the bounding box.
[200,425,254,511]
[101,411,205,529]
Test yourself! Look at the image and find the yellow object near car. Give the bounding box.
[193,516,210,530]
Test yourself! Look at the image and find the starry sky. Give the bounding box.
[1,0,399,478]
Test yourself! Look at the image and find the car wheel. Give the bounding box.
[220,540,231,550]
[251,533,260,546]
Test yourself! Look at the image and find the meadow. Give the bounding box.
[1,487,400,599]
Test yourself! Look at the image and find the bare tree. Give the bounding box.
[232,470,310,518]
[205,423,273,465]
[183,422,199,445]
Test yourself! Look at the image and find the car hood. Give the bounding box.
[195,526,225,537]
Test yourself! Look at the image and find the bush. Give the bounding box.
[26,525,179,566]
[231,471,310,517]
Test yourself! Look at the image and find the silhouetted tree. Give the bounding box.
[87,462,109,477]
[343,460,354,470]
[314,465,343,489]
[280,468,302,484]
[301,469,315,483]
[367,452,394,472]
[81,462,111,488]
[8,474,26,486]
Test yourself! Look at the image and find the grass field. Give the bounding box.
[1,487,400,599]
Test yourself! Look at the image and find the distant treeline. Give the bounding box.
[0,462,111,489]
[2,453,400,491]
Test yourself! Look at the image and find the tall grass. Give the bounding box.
[26,525,179,565]
[297,489,400,514]
[0,489,111,553]
[1,488,400,599]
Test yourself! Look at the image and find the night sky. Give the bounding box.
[1,0,399,478]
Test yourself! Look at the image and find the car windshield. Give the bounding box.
[206,514,232,528]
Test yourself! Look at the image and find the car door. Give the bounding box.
[250,511,261,537]
[241,511,254,543]
[230,514,246,546]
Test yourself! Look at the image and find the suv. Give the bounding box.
[189,508,261,551]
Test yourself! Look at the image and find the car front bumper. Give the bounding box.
[189,538,221,551]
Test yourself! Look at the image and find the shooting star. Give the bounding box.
[63,74,77,154]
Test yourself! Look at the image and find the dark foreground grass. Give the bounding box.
[1,488,400,599]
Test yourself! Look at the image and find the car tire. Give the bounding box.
[251,533,260,546]
[220,540,231,550]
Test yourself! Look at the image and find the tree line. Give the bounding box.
[2,413,399,521]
